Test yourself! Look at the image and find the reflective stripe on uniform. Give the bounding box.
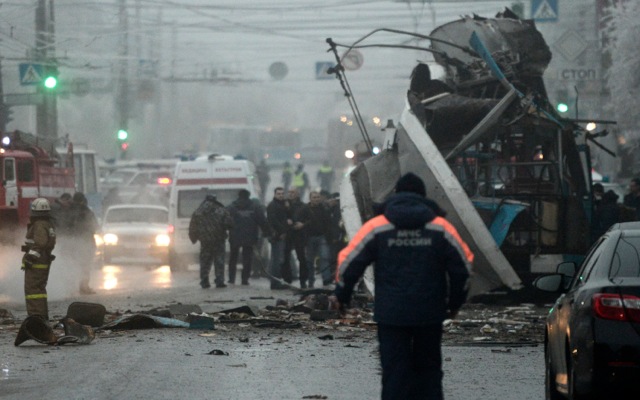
[293,172,305,187]
[25,293,48,300]
[337,215,394,281]
[32,264,49,269]
[428,217,474,265]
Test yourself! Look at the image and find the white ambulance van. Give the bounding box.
[168,154,261,271]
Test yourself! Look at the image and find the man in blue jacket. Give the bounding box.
[332,172,473,400]
[226,189,270,285]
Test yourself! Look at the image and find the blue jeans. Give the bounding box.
[269,238,286,287]
[377,324,444,400]
[305,235,331,286]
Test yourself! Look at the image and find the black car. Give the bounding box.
[534,222,640,399]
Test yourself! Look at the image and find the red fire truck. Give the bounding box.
[0,130,75,231]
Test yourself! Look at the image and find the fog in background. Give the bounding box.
[0,240,87,305]
[1,0,515,161]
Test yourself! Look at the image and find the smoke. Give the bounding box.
[0,245,24,304]
[0,239,88,307]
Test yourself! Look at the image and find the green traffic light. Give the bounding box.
[117,129,128,140]
[556,103,569,113]
[43,76,57,89]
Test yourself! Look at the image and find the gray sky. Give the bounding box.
[1,1,518,159]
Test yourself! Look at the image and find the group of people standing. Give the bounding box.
[188,185,345,291]
[189,189,272,289]
[591,177,640,242]
[266,187,344,289]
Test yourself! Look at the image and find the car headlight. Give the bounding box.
[103,233,119,246]
[155,233,170,247]
[94,234,104,247]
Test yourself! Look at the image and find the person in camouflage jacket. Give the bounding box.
[189,194,233,288]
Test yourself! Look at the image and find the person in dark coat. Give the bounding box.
[226,189,270,285]
[593,190,621,239]
[331,172,473,400]
[189,194,233,288]
[623,177,640,221]
[281,162,293,192]
[51,193,73,236]
[295,191,332,287]
[326,192,346,281]
[266,187,289,289]
[282,187,308,287]
[255,160,271,204]
[69,192,99,295]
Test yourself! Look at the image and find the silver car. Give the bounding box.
[98,204,171,266]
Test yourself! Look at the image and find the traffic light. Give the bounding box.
[42,65,58,90]
[117,129,128,141]
[555,89,570,114]
[116,128,129,157]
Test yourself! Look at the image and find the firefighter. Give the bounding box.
[21,198,57,320]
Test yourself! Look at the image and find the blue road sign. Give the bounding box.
[315,61,334,80]
[19,63,44,85]
[532,0,558,22]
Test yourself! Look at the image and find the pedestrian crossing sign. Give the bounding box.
[532,0,558,22]
[19,63,44,86]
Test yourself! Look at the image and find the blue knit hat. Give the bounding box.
[395,172,426,197]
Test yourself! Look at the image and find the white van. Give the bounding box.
[168,154,261,271]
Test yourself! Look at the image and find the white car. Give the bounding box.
[98,204,171,266]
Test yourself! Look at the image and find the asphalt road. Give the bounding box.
[1,257,544,399]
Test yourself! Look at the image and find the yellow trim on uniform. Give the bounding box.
[32,264,49,269]
[25,294,48,300]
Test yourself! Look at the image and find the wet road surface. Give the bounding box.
[1,260,543,399]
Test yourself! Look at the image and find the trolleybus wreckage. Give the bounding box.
[329,9,617,297]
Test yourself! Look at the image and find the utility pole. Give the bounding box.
[35,0,57,139]
[116,0,130,159]
[0,58,8,133]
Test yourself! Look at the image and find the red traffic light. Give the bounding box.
[120,142,129,151]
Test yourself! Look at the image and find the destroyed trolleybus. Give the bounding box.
[334,10,603,295]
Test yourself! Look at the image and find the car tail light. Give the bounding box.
[592,293,640,322]
[157,177,172,185]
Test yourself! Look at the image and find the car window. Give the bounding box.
[17,159,35,182]
[106,208,168,224]
[610,236,640,278]
[104,170,136,185]
[572,237,606,288]
[177,189,237,218]
[130,173,151,185]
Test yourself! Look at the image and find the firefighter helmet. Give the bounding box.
[30,198,51,216]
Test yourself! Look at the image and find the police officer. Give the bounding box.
[332,173,473,400]
[316,160,335,193]
[291,164,309,199]
[21,198,57,320]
